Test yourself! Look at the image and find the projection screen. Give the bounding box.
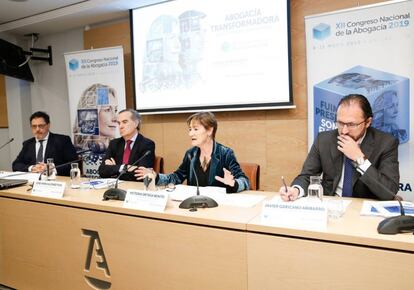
[131,0,292,114]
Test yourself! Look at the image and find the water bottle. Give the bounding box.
[307,175,324,201]
[70,163,81,189]
[46,158,57,180]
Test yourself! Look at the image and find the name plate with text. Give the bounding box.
[123,189,168,212]
[31,180,66,198]
[261,198,328,231]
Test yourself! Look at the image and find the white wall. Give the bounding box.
[29,28,83,136]
[4,28,83,166]
[0,129,11,170]
[5,77,32,167]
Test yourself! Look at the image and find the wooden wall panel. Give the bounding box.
[84,0,385,191]
[83,21,134,109]
[0,74,8,128]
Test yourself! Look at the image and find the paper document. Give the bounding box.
[81,178,121,189]
[360,200,414,217]
[169,185,266,208]
[262,196,328,231]
[271,196,352,210]
[168,185,225,201]
[219,193,267,207]
[323,198,352,212]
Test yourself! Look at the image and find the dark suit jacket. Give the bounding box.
[12,132,78,176]
[292,127,399,200]
[98,133,155,181]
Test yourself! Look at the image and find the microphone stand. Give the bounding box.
[357,166,414,234]
[0,138,14,151]
[357,166,400,201]
[102,150,151,201]
[179,154,218,211]
[76,149,92,155]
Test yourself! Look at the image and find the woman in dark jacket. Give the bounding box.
[135,111,249,193]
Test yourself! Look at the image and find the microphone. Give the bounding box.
[0,138,14,150]
[179,153,218,211]
[357,166,414,234]
[38,157,83,180]
[377,198,414,234]
[102,150,151,201]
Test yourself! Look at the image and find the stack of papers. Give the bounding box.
[360,200,414,217]
[81,178,121,189]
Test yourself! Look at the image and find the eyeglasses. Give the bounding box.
[336,120,366,129]
[31,124,47,129]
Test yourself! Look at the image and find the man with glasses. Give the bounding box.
[12,111,77,176]
[279,94,399,201]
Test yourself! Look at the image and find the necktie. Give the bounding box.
[36,140,44,163]
[342,157,354,197]
[122,140,132,165]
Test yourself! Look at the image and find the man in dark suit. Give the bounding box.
[280,94,399,201]
[98,109,155,181]
[12,111,78,176]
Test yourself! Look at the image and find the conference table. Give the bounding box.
[0,177,413,290]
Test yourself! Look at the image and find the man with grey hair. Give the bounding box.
[98,109,155,181]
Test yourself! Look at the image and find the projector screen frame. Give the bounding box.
[130,0,293,114]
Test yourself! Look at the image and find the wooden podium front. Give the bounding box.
[0,179,260,290]
[246,198,414,290]
[1,178,414,290]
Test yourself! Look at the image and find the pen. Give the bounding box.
[281,176,292,201]
[281,176,288,193]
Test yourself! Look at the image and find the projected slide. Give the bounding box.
[131,0,291,113]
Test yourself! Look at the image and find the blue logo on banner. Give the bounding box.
[69,59,79,71]
[313,23,330,40]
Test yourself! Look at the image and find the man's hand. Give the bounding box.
[31,163,46,173]
[337,135,363,161]
[279,186,299,202]
[104,158,116,165]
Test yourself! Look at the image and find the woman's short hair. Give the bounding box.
[187,111,218,139]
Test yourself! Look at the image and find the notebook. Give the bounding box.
[0,178,28,189]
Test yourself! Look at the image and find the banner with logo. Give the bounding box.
[64,46,126,177]
[305,0,413,199]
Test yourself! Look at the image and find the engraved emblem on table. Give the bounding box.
[82,229,111,289]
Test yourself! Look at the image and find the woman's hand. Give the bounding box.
[215,168,235,187]
[134,166,156,181]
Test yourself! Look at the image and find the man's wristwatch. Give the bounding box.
[356,155,366,166]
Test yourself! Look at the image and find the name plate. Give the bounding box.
[32,180,66,198]
[123,189,168,212]
[261,198,328,231]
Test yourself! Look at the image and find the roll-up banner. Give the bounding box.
[305,0,413,199]
[64,46,126,177]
